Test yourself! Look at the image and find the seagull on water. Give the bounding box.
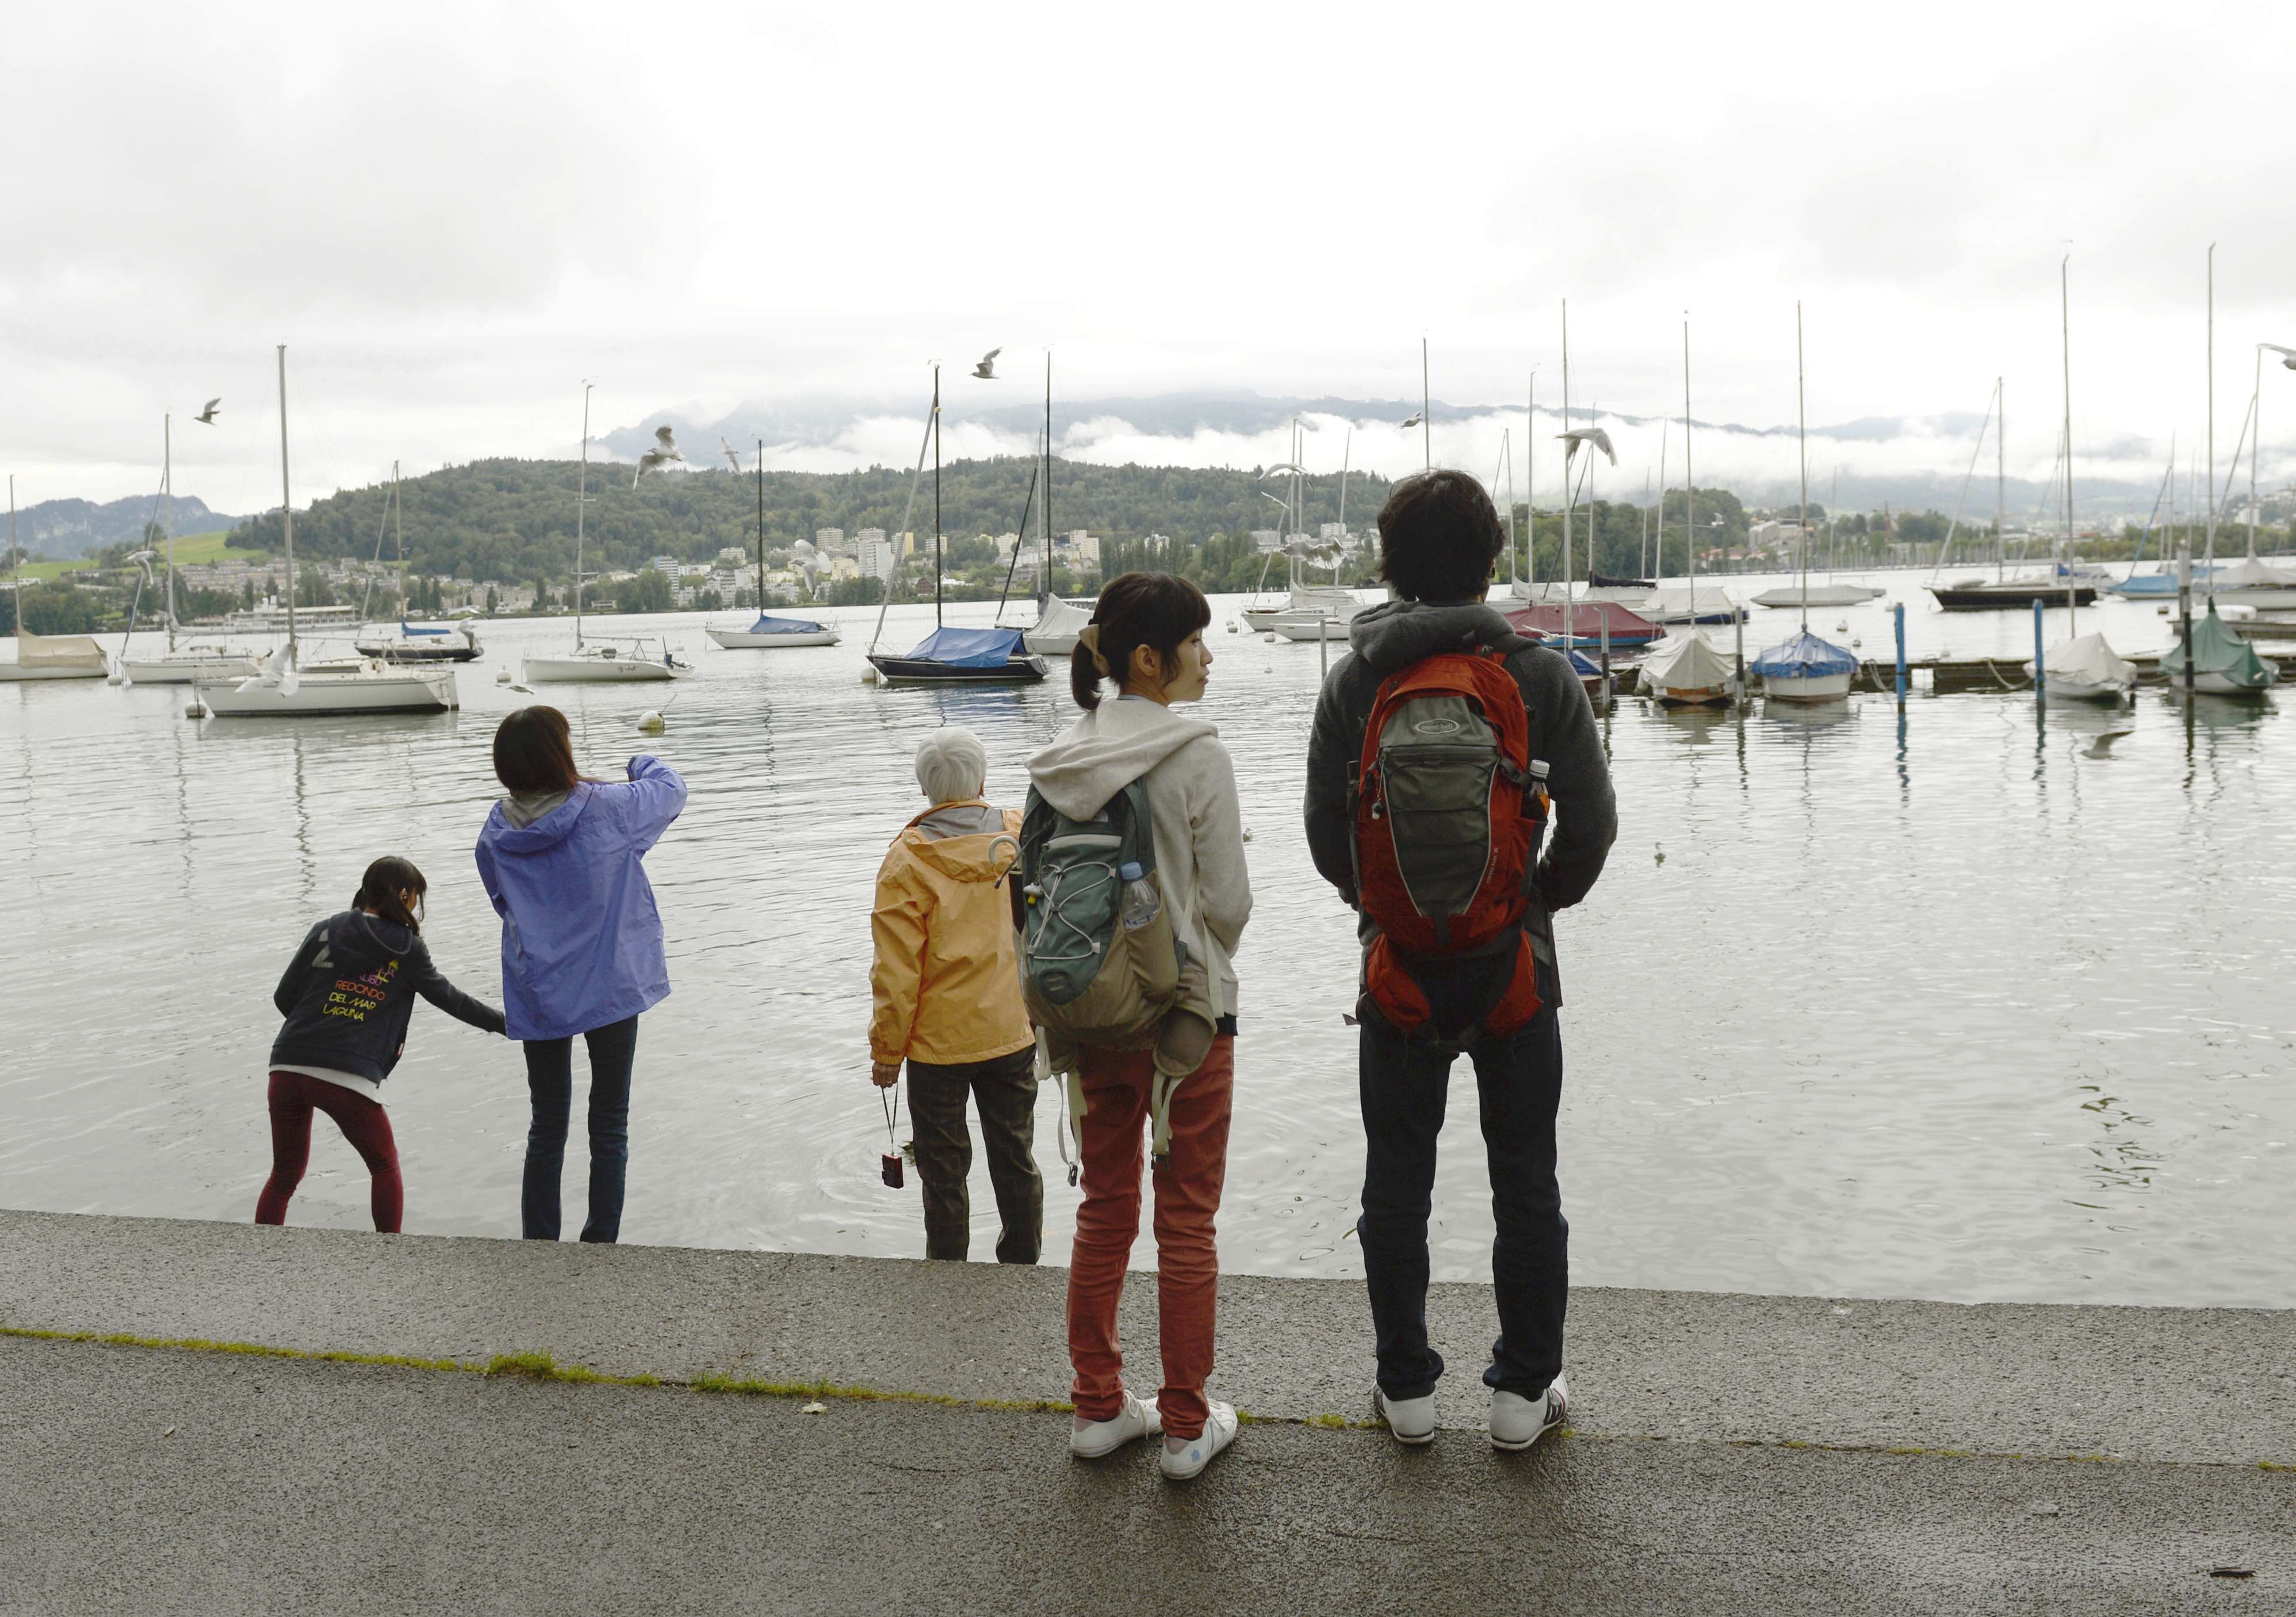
[634,425,684,486]
[972,348,1002,380]
[194,398,221,424]
[1559,426,1616,466]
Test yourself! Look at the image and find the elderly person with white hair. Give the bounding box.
[867,726,1042,1263]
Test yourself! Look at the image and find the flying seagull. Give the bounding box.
[2261,342,2296,371]
[194,398,221,424]
[720,437,744,473]
[1400,412,1423,430]
[634,424,684,486]
[1559,426,1616,466]
[972,348,1002,380]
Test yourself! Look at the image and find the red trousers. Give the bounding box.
[255,1071,404,1233]
[1066,1036,1234,1440]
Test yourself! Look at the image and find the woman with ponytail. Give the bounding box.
[258,856,507,1232]
[1027,572,1253,1481]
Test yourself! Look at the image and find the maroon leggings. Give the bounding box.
[255,1071,404,1233]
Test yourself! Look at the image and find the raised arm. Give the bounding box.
[617,756,688,853]
[405,937,509,1036]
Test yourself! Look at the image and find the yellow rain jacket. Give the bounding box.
[868,799,1034,1068]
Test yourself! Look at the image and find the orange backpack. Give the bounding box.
[1348,646,1549,1041]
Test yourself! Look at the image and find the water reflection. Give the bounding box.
[5,600,2296,1306]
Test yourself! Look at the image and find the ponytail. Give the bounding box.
[1069,573,1212,711]
[353,855,428,934]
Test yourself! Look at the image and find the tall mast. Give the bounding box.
[1796,301,1809,631]
[163,413,177,650]
[2252,344,2264,558]
[278,344,297,658]
[755,438,766,607]
[1996,378,2006,581]
[1525,371,1536,591]
[1561,300,1572,642]
[1654,417,1667,583]
[8,475,17,637]
[1421,337,1430,470]
[575,382,591,644]
[2063,253,2076,630]
[932,363,942,628]
[1043,351,1053,593]
[1683,317,1697,617]
[2204,244,2215,603]
[392,459,404,620]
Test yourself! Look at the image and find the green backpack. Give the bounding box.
[1013,780,1183,1040]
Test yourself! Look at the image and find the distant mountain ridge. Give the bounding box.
[11,493,243,560]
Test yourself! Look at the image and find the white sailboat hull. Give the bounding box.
[200,665,457,715]
[1270,614,1354,642]
[119,651,266,684]
[522,653,679,682]
[2206,587,2296,609]
[1762,671,1854,702]
[2038,677,2131,703]
[706,627,841,649]
[2190,669,2280,696]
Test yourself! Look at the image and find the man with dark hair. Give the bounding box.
[1303,468,1617,1452]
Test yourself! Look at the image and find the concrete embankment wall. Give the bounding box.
[3,1208,2289,1467]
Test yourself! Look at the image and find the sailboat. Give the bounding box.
[1642,317,1741,704]
[1239,418,1365,638]
[201,348,457,716]
[352,463,484,662]
[1019,355,1096,656]
[1,474,110,683]
[523,385,685,683]
[1754,306,1859,702]
[707,439,841,649]
[865,365,1047,687]
[112,418,266,683]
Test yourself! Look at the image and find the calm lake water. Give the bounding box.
[4,574,2291,1308]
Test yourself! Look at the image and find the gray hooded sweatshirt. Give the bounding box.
[1027,696,1253,1019]
[1304,597,1617,1005]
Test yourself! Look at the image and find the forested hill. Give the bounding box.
[227,457,1396,583]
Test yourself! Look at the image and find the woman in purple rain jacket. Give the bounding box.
[476,706,687,1244]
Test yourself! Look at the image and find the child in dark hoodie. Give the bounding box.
[258,856,507,1232]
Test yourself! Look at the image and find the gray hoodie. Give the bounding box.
[1304,597,1617,1003]
[1028,696,1253,1018]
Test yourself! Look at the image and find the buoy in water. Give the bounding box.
[1262,632,1278,643]
[861,665,881,684]
[183,698,208,719]
[495,668,512,684]
[636,709,667,734]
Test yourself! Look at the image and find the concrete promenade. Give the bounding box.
[1,1209,2287,1614]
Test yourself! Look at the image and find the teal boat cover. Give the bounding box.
[2160,606,2276,689]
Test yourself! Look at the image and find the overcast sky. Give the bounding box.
[7,0,2293,516]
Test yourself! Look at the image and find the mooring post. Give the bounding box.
[2176,538,2194,698]
[1599,615,1612,708]
[2031,598,2045,700]
[1318,611,1329,681]
[1893,601,1907,699]
[1734,606,1746,700]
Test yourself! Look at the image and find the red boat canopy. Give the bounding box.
[1501,601,1660,643]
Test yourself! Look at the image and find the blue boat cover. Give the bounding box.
[1750,629,1858,678]
[902,625,1027,668]
[400,621,450,635]
[747,613,829,634]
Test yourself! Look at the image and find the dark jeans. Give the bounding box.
[1358,1005,1567,1401]
[906,1045,1043,1263]
[522,1016,640,1243]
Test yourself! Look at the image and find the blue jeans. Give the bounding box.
[1357,1006,1567,1401]
[522,1016,639,1243]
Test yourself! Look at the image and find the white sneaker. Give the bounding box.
[1490,1372,1568,1452]
[1157,1400,1239,1480]
[1373,1385,1437,1446]
[1069,1390,1162,1459]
